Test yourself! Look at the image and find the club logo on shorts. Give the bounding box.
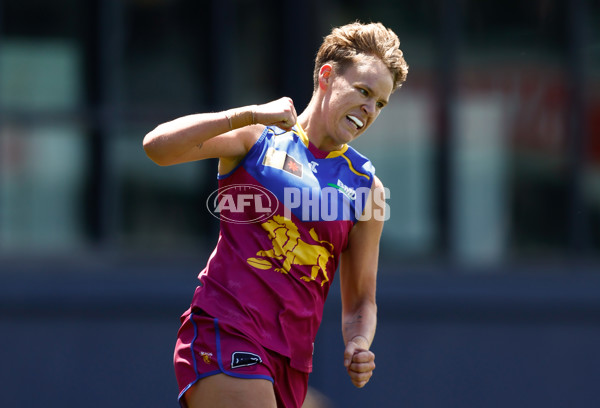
[200,351,213,364]
[231,352,262,369]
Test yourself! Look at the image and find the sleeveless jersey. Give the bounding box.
[190,124,375,372]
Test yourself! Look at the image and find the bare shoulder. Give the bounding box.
[372,175,385,191]
[354,175,387,224]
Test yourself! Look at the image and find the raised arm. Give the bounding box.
[142,97,297,168]
[339,175,387,388]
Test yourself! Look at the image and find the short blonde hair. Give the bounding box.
[313,22,408,92]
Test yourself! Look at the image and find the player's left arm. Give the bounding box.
[339,175,387,388]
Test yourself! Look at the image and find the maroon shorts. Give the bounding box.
[174,308,309,408]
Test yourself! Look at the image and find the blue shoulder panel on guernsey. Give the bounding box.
[238,125,375,223]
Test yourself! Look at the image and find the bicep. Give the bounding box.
[166,125,262,166]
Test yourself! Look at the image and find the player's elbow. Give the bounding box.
[143,130,174,166]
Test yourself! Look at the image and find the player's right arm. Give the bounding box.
[143,97,297,167]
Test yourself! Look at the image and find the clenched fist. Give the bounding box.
[344,338,376,388]
[254,97,298,131]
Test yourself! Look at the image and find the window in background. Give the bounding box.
[122,0,205,115]
[453,0,598,265]
[352,89,437,261]
[110,124,218,254]
[0,0,89,255]
[583,2,600,253]
[115,1,216,255]
[0,39,86,252]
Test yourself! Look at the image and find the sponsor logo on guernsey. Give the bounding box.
[309,161,319,173]
[231,352,262,369]
[328,179,357,200]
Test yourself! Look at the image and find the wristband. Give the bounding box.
[226,106,257,130]
[350,335,370,348]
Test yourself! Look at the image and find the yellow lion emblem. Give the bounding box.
[247,215,334,286]
[200,351,213,364]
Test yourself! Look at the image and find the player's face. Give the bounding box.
[321,56,394,149]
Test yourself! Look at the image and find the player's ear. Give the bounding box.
[319,64,332,90]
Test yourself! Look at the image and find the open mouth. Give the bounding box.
[346,115,364,130]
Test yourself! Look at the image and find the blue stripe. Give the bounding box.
[214,318,225,371]
[178,314,275,407]
[215,318,274,383]
[190,312,200,379]
[177,312,201,406]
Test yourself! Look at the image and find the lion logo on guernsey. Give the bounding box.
[246,215,334,286]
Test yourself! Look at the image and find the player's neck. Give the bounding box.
[298,101,343,153]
